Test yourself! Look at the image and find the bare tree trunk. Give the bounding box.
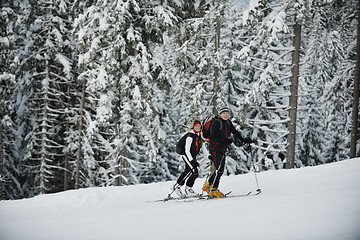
[114,123,120,186]
[64,84,70,191]
[212,0,221,114]
[75,78,86,189]
[350,5,360,158]
[39,60,51,194]
[40,95,48,194]
[119,150,129,186]
[286,23,301,169]
[119,155,124,186]
[0,129,3,200]
[114,160,120,186]
[114,145,130,186]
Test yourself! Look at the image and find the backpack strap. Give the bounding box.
[215,116,223,132]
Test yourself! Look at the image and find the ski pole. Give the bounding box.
[252,160,261,194]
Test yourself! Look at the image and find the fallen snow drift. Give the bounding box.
[1,158,360,240]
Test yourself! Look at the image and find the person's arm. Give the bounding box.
[230,122,252,143]
[184,136,193,161]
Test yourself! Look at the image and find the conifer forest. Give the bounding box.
[0,0,359,200]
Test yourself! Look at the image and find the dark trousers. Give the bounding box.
[177,156,199,187]
[208,148,225,189]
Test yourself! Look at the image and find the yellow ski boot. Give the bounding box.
[209,188,224,198]
[202,181,211,194]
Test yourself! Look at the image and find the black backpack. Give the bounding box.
[176,133,191,155]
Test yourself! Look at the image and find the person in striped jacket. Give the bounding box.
[173,120,208,197]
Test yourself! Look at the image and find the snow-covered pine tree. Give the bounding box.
[136,2,178,177]
[215,1,254,174]
[298,0,357,165]
[4,0,35,199]
[127,1,179,183]
[297,0,328,166]
[0,2,18,199]
[171,0,215,122]
[150,20,185,179]
[166,0,218,177]
[11,0,74,195]
[320,0,358,163]
[73,0,179,186]
[73,0,121,188]
[236,0,295,170]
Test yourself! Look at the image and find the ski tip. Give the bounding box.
[223,191,232,197]
[163,196,173,202]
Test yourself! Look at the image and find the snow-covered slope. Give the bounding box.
[1,158,360,240]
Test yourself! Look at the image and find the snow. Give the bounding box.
[243,0,260,25]
[1,158,360,240]
[55,53,71,76]
[153,6,175,26]
[0,37,10,47]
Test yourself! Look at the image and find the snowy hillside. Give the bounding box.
[1,158,360,240]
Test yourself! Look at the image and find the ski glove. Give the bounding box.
[244,137,254,144]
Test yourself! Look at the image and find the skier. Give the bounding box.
[202,106,254,197]
[173,120,208,197]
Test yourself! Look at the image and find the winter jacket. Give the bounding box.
[184,130,207,161]
[210,117,251,151]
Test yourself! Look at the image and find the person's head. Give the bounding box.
[218,106,230,120]
[190,120,202,132]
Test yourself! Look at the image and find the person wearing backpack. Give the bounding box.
[202,106,254,197]
[173,120,208,198]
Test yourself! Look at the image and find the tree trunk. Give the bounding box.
[119,150,129,186]
[286,23,301,169]
[75,78,86,189]
[0,130,3,200]
[350,4,360,158]
[212,0,221,114]
[114,159,120,186]
[40,60,50,194]
[114,123,120,186]
[64,84,70,191]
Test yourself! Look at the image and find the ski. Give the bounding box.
[149,189,261,203]
[178,191,254,203]
[206,190,233,199]
[148,193,204,203]
[201,191,251,201]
